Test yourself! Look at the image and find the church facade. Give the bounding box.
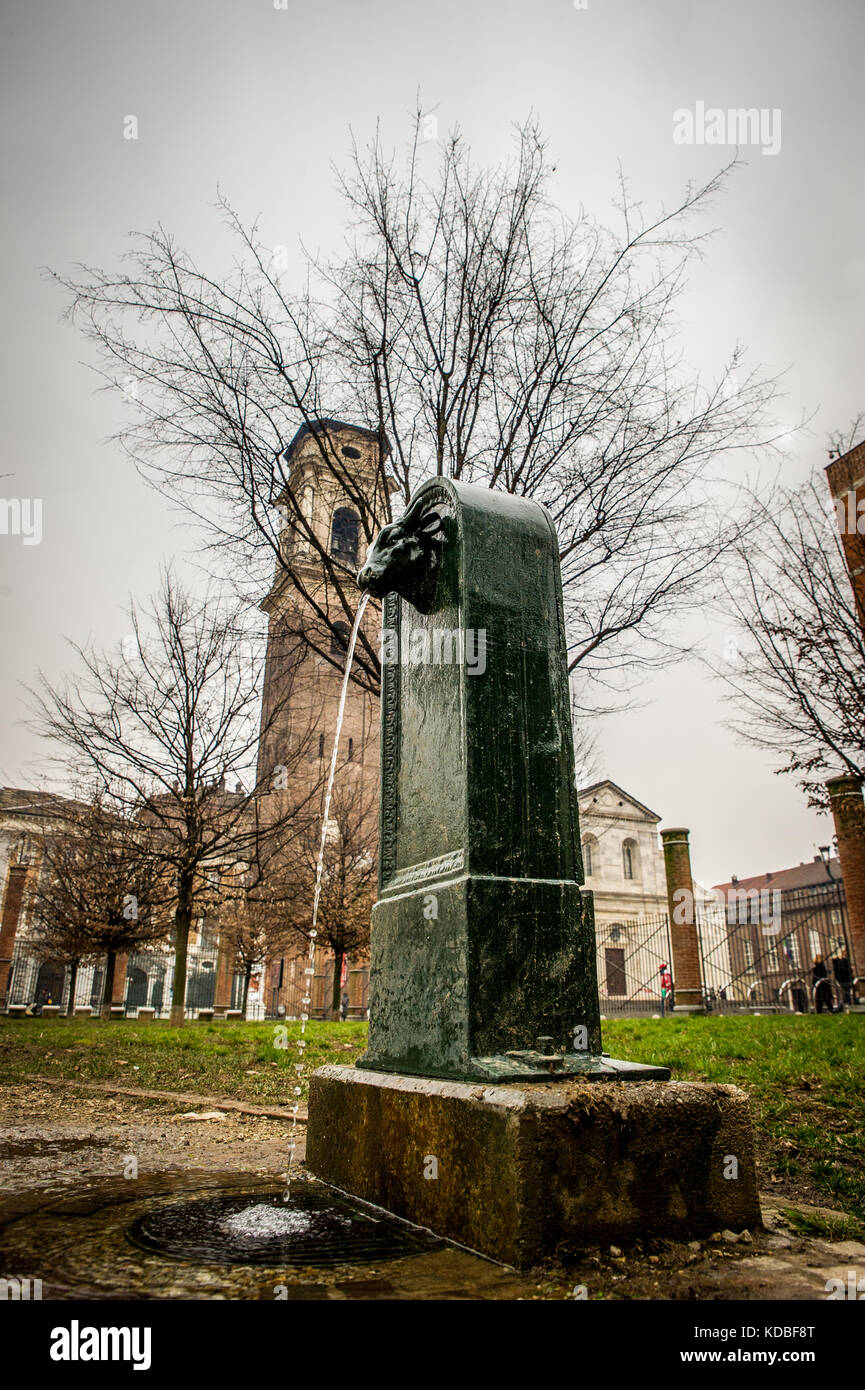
[577,781,673,1006]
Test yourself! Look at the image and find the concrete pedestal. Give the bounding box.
[307,1065,761,1267]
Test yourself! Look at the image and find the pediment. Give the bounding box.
[578,780,661,824]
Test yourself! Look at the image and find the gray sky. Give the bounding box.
[1,0,863,886]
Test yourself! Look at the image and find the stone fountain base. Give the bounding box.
[307,1065,761,1267]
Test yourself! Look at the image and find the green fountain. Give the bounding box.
[307,479,760,1266]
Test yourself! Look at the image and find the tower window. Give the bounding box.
[318,734,325,758]
[330,507,360,564]
[341,445,361,460]
[582,840,593,877]
[348,737,354,761]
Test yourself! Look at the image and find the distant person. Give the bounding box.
[812,955,831,1013]
[660,966,674,1013]
[832,948,852,1008]
[339,991,349,1022]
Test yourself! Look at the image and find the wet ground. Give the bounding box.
[1,1081,862,1300]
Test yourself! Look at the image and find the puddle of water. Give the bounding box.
[0,1171,533,1299]
[127,1183,441,1267]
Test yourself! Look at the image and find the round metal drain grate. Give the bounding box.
[127,1184,441,1267]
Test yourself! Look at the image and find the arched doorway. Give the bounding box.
[90,967,104,1010]
[186,961,216,1012]
[34,961,65,1007]
[126,965,148,1010]
[150,970,165,1012]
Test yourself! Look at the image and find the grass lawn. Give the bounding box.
[0,1016,368,1107]
[1,1012,862,1233]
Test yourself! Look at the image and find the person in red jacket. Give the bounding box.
[659,963,674,1015]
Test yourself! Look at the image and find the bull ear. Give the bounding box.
[416,510,443,539]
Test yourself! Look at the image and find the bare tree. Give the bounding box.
[282,776,377,1018]
[211,873,297,1019]
[29,798,169,1017]
[716,471,865,810]
[28,573,317,1024]
[828,411,865,461]
[51,112,782,711]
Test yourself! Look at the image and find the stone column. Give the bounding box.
[660,827,703,1011]
[0,866,28,1009]
[825,775,865,982]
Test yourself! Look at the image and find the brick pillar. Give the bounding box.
[660,827,703,1010]
[0,866,28,1009]
[213,932,235,1015]
[825,775,865,982]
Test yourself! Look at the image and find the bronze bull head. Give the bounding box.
[357,501,444,613]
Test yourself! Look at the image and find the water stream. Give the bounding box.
[312,590,370,938]
[282,591,370,1208]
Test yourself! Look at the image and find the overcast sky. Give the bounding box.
[1,0,862,886]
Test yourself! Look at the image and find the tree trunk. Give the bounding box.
[101,950,116,1020]
[170,879,194,1027]
[331,951,344,1020]
[66,960,79,1017]
[241,967,252,1020]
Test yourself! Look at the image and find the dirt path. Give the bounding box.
[0,1080,300,1198]
[19,1072,306,1123]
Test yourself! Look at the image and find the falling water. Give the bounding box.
[312,589,370,937]
[283,590,370,1204]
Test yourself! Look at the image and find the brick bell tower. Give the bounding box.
[249,421,395,1016]
[257,419,395,815]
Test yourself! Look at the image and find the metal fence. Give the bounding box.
[5,881,857,1021]
[4,935,255,1020]
[265,954,370,1021]
[697,881,855,1014]
[596,913,674,1016]
[596,882,857,1018]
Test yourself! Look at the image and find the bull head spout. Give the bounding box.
[357,502,444,613]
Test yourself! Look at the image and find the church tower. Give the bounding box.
[257,419,394,817]
[252,421,396,1017]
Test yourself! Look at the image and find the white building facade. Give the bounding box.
[578,780,672,1008]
